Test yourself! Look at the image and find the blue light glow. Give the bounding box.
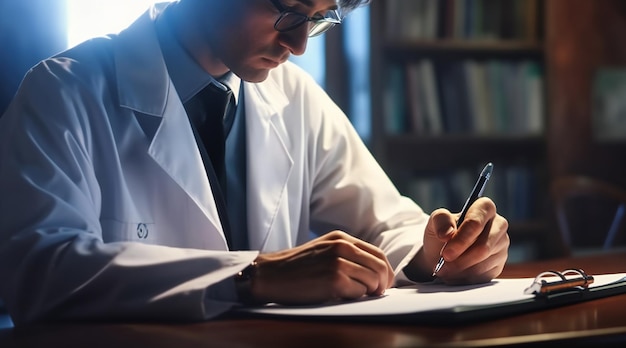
[66,0,165,47]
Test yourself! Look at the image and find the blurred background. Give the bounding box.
[1,0,626,264]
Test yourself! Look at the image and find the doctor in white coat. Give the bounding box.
[0,0,510,325]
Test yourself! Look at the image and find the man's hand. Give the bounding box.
[405,197,510,284]
[249,231,395,305]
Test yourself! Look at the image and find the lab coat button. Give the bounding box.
[137,223,149,239]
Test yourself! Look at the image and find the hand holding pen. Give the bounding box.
[432,162,494,277]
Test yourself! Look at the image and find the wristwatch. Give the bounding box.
[234,261,258,305]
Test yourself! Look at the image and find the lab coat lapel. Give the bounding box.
[244,81,293,251]
[113,4,226,246]
[147,89,225,240]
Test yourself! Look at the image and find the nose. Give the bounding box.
[278,24,309,56]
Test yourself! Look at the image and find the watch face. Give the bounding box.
[236,261,258,281]
[235,261,258,305]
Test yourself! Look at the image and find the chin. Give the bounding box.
[236,68,271,83]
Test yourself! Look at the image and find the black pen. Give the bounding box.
[432,162,494,277]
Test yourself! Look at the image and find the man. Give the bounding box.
[0,0,509,325]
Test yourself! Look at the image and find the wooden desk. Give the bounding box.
[1,251,625,347]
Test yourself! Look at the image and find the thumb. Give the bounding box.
[424,208,456,260]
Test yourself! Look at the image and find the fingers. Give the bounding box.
[327,238,392,296]
[427,208,456,240]
[424,197,510,285]
[320,231,395,286]
[253,231,395,305]
[436,212,510,284]
[281,241,384,298]
[441,197,498,261]
[421,208,455,271]
[440,248,508,285]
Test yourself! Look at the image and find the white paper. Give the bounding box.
[241,273,626,317]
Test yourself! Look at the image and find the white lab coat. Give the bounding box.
[0,4,428,324]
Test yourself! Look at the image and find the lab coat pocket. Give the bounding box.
[100,219,156,243]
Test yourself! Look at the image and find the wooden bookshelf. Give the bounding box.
[383,40,544,61]
[546,0,626,187]
[370,0,626,261]
[383,134,545,172]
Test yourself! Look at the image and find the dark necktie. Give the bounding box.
[188,83,234,195]
[184,83,235,246]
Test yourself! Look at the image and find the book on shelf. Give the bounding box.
[419,60,444,134]
[485,60,506,132]
[405,177,448,214]
[384,64,407,134]
[385,0,542,41]
[395,59,545,136]
[385,0,439,40]
[591,67,626,141]
[404,60,443,135]
[464,60,494,134]
[405,63,425,134]
[523,61,545,135]
[436,61,473,133]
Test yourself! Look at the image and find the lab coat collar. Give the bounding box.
[115,3,170,117]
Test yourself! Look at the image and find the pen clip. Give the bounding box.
[523,268,595,295]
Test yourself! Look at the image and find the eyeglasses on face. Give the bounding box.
[268,0,342,37]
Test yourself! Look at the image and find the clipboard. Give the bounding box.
[423,269,626,325]
[234,271,626,325]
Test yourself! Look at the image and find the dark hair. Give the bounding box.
[338,0,371,13]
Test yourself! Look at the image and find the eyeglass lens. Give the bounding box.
[274,7,341,37]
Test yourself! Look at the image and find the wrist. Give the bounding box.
[234,261,260,305]
[403,248,437,282]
